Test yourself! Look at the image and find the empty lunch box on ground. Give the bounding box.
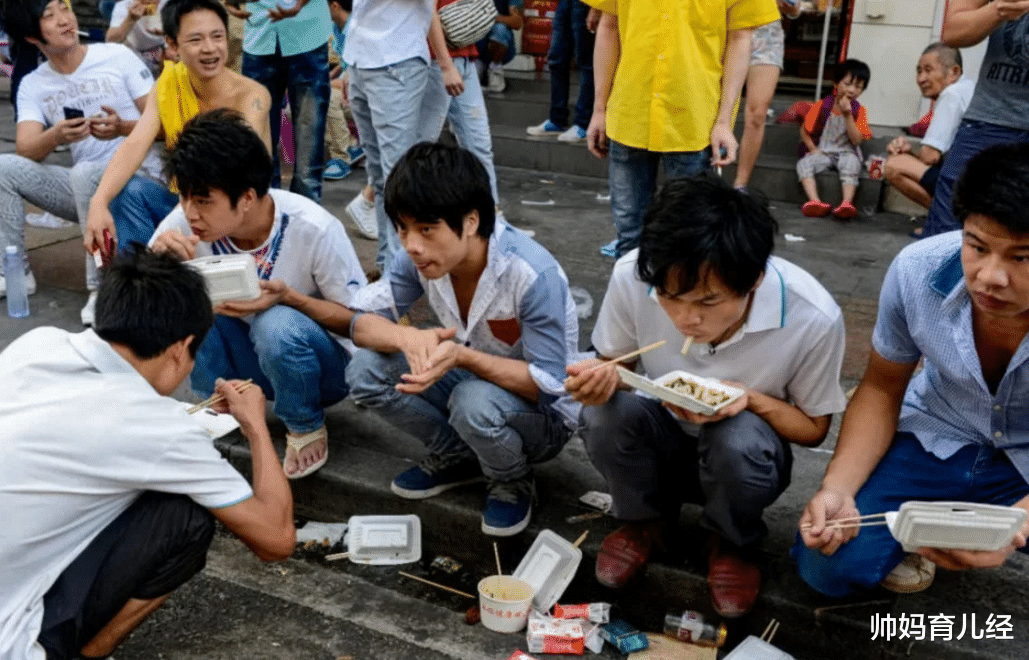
[723,636,795,660]
[616,368,744,416]
[187,254,261,304]
[886,501,1028,553]
[512,529,582,612]
[346,515,421,565]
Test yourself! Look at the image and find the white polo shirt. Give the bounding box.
[593,252,847,419]
[0,328,253,660]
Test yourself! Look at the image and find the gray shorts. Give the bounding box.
[750,20,785,69]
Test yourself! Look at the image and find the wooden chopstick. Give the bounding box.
[581,340,667,374]
[572,530,589,548]
[680,336,694,355]
[800,512,887,530]
[761,619,780,644]
[397,571,476,599]
[187,379,254,414]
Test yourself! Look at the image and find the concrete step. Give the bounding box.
[212,403,1029,660]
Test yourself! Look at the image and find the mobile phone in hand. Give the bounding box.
[63,107,84,121]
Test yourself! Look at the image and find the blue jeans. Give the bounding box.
[243,44,330,203]
[418,58,500,203]
[608,141,711,256]
[191,306,351,433]
[547,0,595,130]
[110,176,179,252]
[346,349,572,481]
[348,58,427,270]
[791,433,1029,597]
[476,23,517,66]
[923,120,1029,237]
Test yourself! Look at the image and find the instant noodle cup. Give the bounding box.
[478,575,534,633]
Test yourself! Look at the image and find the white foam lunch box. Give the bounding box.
[616,368,745,416]
[346,514,422,565]
[187,254,261,304]
[512,529,582,612]
[885,501,1027,553]
[723,636,795,660]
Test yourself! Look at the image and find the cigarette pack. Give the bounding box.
[553,603,610,623]
[527,612,585,655]
[601,619,649,654]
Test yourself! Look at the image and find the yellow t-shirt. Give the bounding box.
[585,0,780,152]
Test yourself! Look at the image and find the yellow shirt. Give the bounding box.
[585,0,780,152]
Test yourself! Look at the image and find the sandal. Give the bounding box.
[802,200,832,217]
[283,425,328,479]
[832,201,858,220]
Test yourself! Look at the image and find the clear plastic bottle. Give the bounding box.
[5,245,29,318]
[663,610,727,648]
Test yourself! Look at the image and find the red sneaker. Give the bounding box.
[833,201,858,220]
[802,200,832,217]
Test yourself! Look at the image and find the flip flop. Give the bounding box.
[802,200,832,217]
[283,425,328,479]
[833,201,858,220]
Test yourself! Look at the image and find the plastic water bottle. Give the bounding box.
[5,245,29,318]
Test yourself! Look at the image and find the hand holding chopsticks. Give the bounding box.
[187,378,255,414]
[801,512,889,532]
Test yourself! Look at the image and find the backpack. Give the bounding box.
[439,0,499,49]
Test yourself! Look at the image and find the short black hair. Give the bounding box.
[3,0,52,44]
[165,108,272,207]
[161,0,228,43]
[637,175,777,297]
[834,58,870,88]
[922,41,962,71]
[328,0,353,11]
[953,143,1029,234]
[384,142,496,239]
[94,246,213,359]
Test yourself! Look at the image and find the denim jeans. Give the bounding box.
[348,58,427,270]
[608,140,711,256]
[547,0,595,130]
[191,306,351,433]
[346,349,572,481]
[580,392,792,548]
[923,120,1029,237]
[791,433,1029,598]
[418,57,500,203]
[476,23,517,66]
[243,43,330,203]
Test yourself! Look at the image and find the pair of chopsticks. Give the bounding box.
[800,512,889,532]
[579,340,667,376]
[186,378,254,414]
[761,618,780,644]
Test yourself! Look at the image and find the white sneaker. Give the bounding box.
[345,192,378,240]
[487,65,506,93]
[0,270,37,298]
[557,125,588,143]
[880,553,936,593]
[81,290,98,327]
[526,120,565,137]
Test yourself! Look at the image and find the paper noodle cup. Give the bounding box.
[478,576,534,633]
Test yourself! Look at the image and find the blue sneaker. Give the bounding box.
[481,475,535,537]
[324,158,350,181]
[557,125,588,143]
[526,119,565,137]
[599,239,619,258]
[391,453,483,499]
[347,145,366,166]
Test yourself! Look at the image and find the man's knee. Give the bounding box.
[580,394,653,463]
[448,378,507,436]
[701,411,786,483]
[250,306,318,359]
[345,348,404,405]
[0,153,31,190]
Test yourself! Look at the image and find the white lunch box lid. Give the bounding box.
[616,368,744,416]
[187,253,261,305]
[346,514,422,565]
[886,501,1027,552]
[723,635,795,660]
[512,529,582,612]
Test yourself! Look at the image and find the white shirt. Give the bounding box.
[342,0,434,70]
[922,77,975,155]
[0,328,253,660]
[110,0,169,54]
[150,189,367,350]
[593,252,848,419]
[16,43,163,180]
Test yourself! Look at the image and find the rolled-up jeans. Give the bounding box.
[607,141,711,257]
[346,349,572,482]
[191,305,351,434]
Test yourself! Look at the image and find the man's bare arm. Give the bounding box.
[943,0,1029,47]
[240,83,273,153]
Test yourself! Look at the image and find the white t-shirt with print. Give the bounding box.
[150,189,367,349]
[16,42,163,180]
[0,328,254,660]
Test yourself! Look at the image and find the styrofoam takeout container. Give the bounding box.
[885,501,1027,553]
[512,529,582,612]
[346,514,421,565]
[616,368,745,416]
[187,254,261,305]
[723,635,796,660]
[478,575,534,633]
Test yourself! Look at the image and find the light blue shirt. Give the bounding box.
[243,0,332,58]
[873,231,1029,483]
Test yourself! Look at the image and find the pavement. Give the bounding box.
[2,76,1029,660]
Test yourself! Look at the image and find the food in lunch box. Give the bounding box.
[662,377,732,406]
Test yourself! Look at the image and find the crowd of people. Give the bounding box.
[2,1,1029,659]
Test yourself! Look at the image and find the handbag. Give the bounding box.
[438,0,499,49]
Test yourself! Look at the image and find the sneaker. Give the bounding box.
[481,475,534,537]
[599,239,619,258]
[0,270,37,298]
[880,553,935,593]
[390,453,484,499]
[80,290,98,327]
[526,119,565,137]
[487,64,506,93]
[323,158,351,181]
[557,125,588,143]
[345,191,378,240]
[347,145,366,166]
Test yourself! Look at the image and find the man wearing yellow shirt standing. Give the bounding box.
[584,0,780,258]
